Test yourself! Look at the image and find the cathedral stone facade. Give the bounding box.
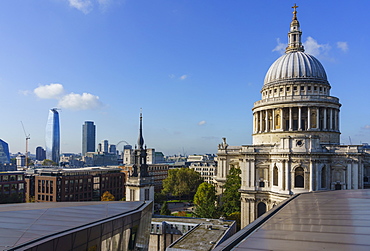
[215,6,370,228]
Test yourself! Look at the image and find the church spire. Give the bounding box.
[137,109,144,150]
[285,4,304,53]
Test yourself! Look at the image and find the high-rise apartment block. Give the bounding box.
[82,121,96,156]
[45,108,60,164]
[36,146,46,161]
[101,140,109,153]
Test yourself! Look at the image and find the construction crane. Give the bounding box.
[21,121,30,168]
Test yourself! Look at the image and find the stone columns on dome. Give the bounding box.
[265,111,269,132]
[316,107,320,130]
[253,106,339,134]
[280,108,284,131]
[259,111,263,133]
[329,108,333,130]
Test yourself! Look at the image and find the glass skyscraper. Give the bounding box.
[0,139,10,164]
[82,121,96,156]
[45,108,60,164]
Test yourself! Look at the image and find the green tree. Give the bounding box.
[221,166,241,216]
[162,168,203,199]
[101,191,115,201]
[193,182,220,218]
[42,159,57,166]
[160,201,172,215]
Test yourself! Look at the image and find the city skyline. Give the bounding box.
[1,1,370,156]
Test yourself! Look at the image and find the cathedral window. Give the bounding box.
[257,202,267,218]
[308,86,311,91]
[293,86,297,91]
[294,167,304,188]
[300,86,304,91]
[287,87,290,91]
[273,166,278,186]
[280,88,283,92]
[321,165,327,188]
[259,181,265,187]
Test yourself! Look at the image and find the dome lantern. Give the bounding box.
[286,4,304,53]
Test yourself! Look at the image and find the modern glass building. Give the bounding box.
[35,146,46,161]
[82,121,96,156]
[45,108,60,164]
[0,139,10,164]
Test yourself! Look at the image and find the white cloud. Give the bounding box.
[180,75,188,80]
[337,41,349,52]
[363,125,370,130]
[68,0,92,14]
[58,92,102,110]
[34,83,64,99]
[198,120,206,126]
[303,36,331,58]
[19,90,32,96]
[272,38,287,54]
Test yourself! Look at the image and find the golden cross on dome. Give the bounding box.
[292,3,298,12]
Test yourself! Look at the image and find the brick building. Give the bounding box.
[0,171,26,203]
[26,167,125,202]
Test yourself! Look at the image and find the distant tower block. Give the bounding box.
[82,121,96,156]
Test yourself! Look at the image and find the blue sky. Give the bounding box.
[1,0,369,156]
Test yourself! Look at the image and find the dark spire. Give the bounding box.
[137,110,144,150]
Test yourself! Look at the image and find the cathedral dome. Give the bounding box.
[264,51,328,86]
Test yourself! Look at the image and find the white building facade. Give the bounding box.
[215,6,370,228]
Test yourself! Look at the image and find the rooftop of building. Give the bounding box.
[25,166,123,175]
[0,201,149,250]
[215,189,370,251]
[157,216,235,251]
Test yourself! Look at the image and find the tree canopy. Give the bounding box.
[160,201,171,215]
[162,168,203,199]
[101,191,115,201]
[42,159,58,166]
[221,166,241,216]
[193,182,220,218]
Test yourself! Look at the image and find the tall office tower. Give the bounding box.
[109,144,116,154]
[35,146,46,161]
[101,140,109,153]
[45,108,60,164]
[0,139,10,164]
[82,121,96,156]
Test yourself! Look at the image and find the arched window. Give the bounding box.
[335,183,342,190]
[259,181,265,187]
[273,166,278,186]
[257,202,267,218]
[321,165,326,188]
[294,167,304,188]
